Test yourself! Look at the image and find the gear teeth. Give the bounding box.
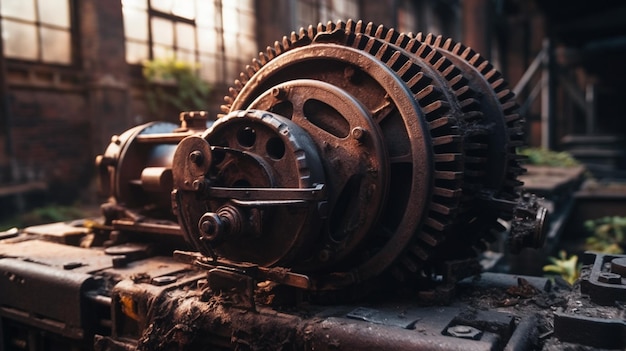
[251,58,262,70]
[234,79,244,91]
[430,202,455,216]
[468,52,482,66]
[409,244,430,261]
[429,116,455,131]
[364,22,375,36]
[304,25,315,39]
[273,40,285,55]
[401,255,419,272]
[496,88,513,100]
[476,60,490,73]
[317,22,326,34]
[418,231,442,246]
[422,100,450,117]
[434,153,462,163]
[492,77,505,90]
[455,85,471,98]
[425,33,436,45]
[435,171,463,180]
[258,52,269,65]
[504,113,522,124]
[395,59,414,78]
[405,71,425,91]
[434,187,461,198]
[228,87,238,99]
[484,68,501,81]
[395,33,411,47]
[265,46,277,59]
[501,101,518,113]
[432,135,461,146]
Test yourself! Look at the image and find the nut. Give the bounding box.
[447,325,482,340]
[598,272,622,285]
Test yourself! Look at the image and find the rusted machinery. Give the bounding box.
[97,20,546,291]
[1,21,624,351]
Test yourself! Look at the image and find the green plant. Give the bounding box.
[518,147,580,167]
[584,216,626,254]
[142,57,211,115]
[543,250,579,285]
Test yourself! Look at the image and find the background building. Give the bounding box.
[0,0,624,213]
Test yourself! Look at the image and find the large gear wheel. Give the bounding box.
[221,22,469,286]
[322,20,527,261]
[168,19,542,290]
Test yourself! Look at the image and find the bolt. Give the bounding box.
[351,126,366,141]
[111,135,121,145]
[598,272,622,285]
[192,179,205,191]
[200,220,215,235]
[198,212,225,243]
[271,87,287,100]
[450,326,471,334]
[447,325,482,340]
[189,150,204,165]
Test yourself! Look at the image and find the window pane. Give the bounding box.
[239,36,257,59]
[123,7,148,41]
[238,0,254,12]
[239,11,255,34]
[153,43,174,59]
[224,59,241,83]
[199,54,218,83]
[122,0,147,10]
[2,19,38,60]
[151,0,173,13]
[223,31,238,58]
[222,5,238,35]
[176,22,196,51]
[40,27,71,63]
[151,17,173,46]
[0,0,36,22]
[176,49,195,63]
[126,40,149,63]
[38,0,70,28]
[196,0,218,27]
[172,1,195,20]
[197,25,218,54]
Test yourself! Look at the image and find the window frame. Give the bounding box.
[0,0,77,66]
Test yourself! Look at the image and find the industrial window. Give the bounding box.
[295,0,359,30]
[0,0,72,64]
[122,0,257,84]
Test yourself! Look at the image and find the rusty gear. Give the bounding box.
[96,20,547,291]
